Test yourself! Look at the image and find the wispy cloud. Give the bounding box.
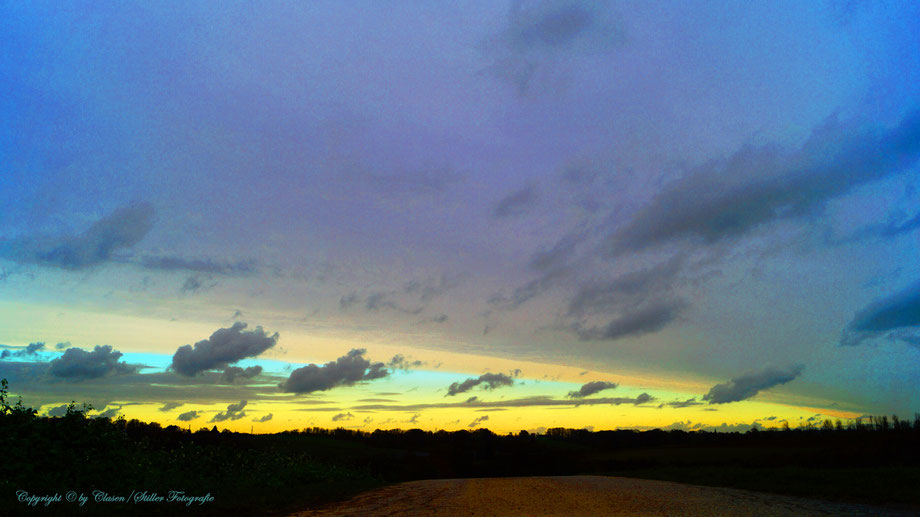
[2,202,155,270]
[607,110,920,255]
[567,380,617,398]
[703,365,804,404]
[446,372,515,396]
[841,280,920,347]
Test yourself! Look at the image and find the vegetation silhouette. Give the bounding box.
[2,379,919,515]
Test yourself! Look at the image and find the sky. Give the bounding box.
[1,0,919,434]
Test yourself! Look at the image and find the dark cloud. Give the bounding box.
[218,365,263,384]
[469,415,489,428]
[634,393,653,405]
[180,274,217,294]
[703,365,805,404]
[339,291,360,310]
[170,322,278,377]
[55,342,70,350]
[573,299,687,341]
[48,345,136,380]
[253,413,273,423]
[46,404,69,417]
[387,354,423,372]
[841,280,920,346]
[366,291,422,314]
[403,274,461,301]
[529,234,579,272]
[446,372,515,396]
[279,349,388,394]
[354,393,654,412]
[1,342,46,359]
[488,266,569,311]
[177,410,200,422]
[563,255,687,340]
[331,412,354,422]
[483,1,623,95]
[493,185,537,218]
[140,255,256,275]
[210,400,247,422]
[607,109,920,255]
[567,257,683,317]
[365,292,397,312]
[340,290,422,315]
[23,342,45,355]
[658,398,704,409]
[159,402,183,412]
[97,407,120,419]
[4,202,155,269]
[567,380,617,398]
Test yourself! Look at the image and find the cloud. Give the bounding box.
[177,410,200,422]
[567,381,617,398]
[96,407,120,419]
[563,255,687,341]
[159,402,183,412]
[253,413,273,423]
[469,415,489,428]
[529,234,579,273]
[48,345,136,380]
[279,349,388,394]
[180,274,218,294]
[446,372,515,396]
[210,400,248,422]
[387,354,423,371]
[1,342,46,359]
[340,290,422,314]
[607,109,920,255]
[567,257,683,317]
[46,405,69,417]
[353,393,654,412]
[170,322,278,376]
[3,202,155,269]
[488,266,570,311]
[55,342,70,350]
[483,1,623,95]
[841,280,920,346]
[572,299,687,341]
[658,398,704,409]
[493,185,538,218]
[703,365,805,404]
[403,274,461,301]
[140,255,256,275]
[331,412,354,422]
[218,365,263,384]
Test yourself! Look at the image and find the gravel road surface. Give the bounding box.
[289,476,915,516]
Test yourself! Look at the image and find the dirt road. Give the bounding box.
[289,476,914,516]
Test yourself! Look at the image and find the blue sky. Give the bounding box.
[1,1,918,431]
